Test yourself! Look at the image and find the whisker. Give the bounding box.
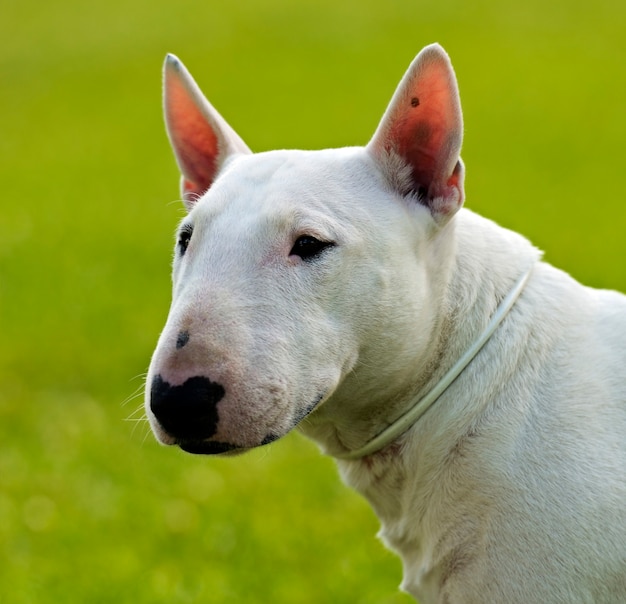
[120,388,144,409]
[124,403,147,421]
[121,375,148,408]
[166,197,195,214]
[141,425,155,447]
[122,404,153,441]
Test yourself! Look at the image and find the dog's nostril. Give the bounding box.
[150,374,225,440]
[176,331,190,349]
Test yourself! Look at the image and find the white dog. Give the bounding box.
[146,44,626,602]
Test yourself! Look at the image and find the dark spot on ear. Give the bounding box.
[414,120,432,144]
[176,331,190,349]
[411,97,420,107]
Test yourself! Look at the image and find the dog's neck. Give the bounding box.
[334,262,533,460]
[300,210,540,461]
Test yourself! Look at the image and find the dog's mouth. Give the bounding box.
[177,439,245,456]
[158,392,328,457]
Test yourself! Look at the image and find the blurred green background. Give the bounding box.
[1,0,624,602]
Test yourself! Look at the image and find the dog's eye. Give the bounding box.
[289,235,335,260]
[178,225,193,255]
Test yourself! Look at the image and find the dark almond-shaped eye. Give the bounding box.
[178,224,193,255]
[289,235,335,260]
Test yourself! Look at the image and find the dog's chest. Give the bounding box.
[341,431,496,603]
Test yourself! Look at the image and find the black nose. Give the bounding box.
[150,374,225,440]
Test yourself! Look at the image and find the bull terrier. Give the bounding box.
[145,44,626,602]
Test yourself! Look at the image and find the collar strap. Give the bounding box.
[334,264,535,461]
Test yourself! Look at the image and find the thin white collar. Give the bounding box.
[334,264,535,461]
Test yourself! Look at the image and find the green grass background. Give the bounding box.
[1,0,625,602]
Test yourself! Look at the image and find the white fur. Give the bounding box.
[146,45,626,602]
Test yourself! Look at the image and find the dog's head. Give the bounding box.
[145,44,464,455]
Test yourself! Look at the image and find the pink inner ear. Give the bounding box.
[392,61,461,195]
[165,71,219,195]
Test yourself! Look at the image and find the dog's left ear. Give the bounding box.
[163,54,252,210]
[367,44,464,224]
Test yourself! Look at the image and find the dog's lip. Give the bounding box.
[177,440,243,456]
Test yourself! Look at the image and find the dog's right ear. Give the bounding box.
[163,55,252,211]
